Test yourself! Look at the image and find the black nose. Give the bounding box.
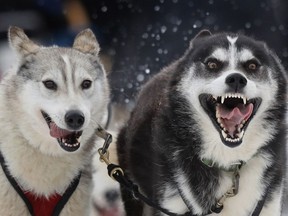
[105,189,120,203]
[225,73,247,92]
[65,110,85,130]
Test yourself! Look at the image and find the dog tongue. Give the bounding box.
[218,103,254,137]
[50,122,72,138]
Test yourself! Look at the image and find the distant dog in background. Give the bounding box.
[90,139,125,216]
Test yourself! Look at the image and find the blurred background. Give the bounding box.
[0,0,287,215]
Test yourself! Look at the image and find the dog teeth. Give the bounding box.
[237,130,244,139]
[221,129,244,143]
[220,93,247,104]
[221,96,225,104]
[225,137,240,143]
[238,123,244,130]
[64,142,80,147]
[62,139,80,148]
[217,118,221,124]
[221,130,227,139]
[237,126,242,133]
[242,97,247,105]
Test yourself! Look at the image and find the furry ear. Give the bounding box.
[189,29,212,49]
[8,26,40,56]
[194,29,212,39]
[73,29,100,55]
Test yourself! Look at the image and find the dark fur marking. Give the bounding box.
[117,32,287,215]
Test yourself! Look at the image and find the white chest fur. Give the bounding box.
[160,154,277,216]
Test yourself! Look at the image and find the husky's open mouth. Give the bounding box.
[199,93,262,147]
[41,111,83,152]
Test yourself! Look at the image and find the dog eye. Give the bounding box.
[244,59,260,72]
[205,58,222,71]
[208,62,218,69]
[42,80,57,90]
[249,63,257,70]
[81,80,92,89]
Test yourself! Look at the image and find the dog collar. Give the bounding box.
[0,151,81,216]
[96,127,267,216]
[200,158,244,172]
[199,157,246,213]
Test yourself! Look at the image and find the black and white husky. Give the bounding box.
[117,30,287,216]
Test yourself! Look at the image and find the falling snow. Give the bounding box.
[154,5,160,11]
[86,0,288,111]
[0,1,287,215]
[101,6,108,12]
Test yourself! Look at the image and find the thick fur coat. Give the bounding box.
[117,31,287,216]
[0,27,110,215]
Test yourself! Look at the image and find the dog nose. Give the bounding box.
[65,110,85,130]
[225,73,247,92]
[105,189,120,203]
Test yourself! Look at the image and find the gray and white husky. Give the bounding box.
[0,27,110,215]
[117,30,287,216]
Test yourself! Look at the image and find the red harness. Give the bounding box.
[24,192,62,216]
[0,152,81,216]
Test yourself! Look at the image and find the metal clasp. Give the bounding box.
[95,126,113,155]
[213,168,240,212]
[98,147,111,165]
[96,127,125,181]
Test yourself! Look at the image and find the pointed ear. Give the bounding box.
[8,26,40,56]
[189,29,212,49]
[73,29,100,55]
[194,29,212,39]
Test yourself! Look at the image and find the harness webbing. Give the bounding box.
[97,127,267,216]
[108,162,268,216]
[0,151,81,216]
